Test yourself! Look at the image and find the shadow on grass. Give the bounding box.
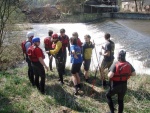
[45,84,90,112]
[0,90,27,113]
[81,81,108,103]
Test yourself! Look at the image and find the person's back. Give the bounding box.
[44,30,53,71]
[106,50,136,113]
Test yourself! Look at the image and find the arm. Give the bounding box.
[108,71,114,78]
[50,41,62,55]
[103,50,110,56]
[39,57,47,67]
[67,37,70,53]
[131,72,136,76]
[82,44,85,60]
[25,42,31,53]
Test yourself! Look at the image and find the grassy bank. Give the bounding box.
[0,67,150,113]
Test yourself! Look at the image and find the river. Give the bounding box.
[29,19,150,75]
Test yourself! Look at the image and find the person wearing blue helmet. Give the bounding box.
[28,37,48,94]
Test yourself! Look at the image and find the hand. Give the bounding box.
[46,51,49,54]
[74,55,78,59]
[50,55,53,59]
[99,52,102,55]
[45,66,49,72]
[102,46,104,50]
[92,42,95,46]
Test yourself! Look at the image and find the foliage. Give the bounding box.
[0,0,27,70]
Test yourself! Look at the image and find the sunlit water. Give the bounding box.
[28,19,150,75]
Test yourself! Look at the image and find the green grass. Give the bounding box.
[0,67,150,113]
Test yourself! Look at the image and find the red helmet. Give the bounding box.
[52,33,58,39]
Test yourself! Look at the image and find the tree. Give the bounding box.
[0,0,26,70]
[0,0,18,50]
[134,0,138,12]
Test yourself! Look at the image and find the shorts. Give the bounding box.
[71,63,82,74]
[101,59,113,70]
[83,59,91,71]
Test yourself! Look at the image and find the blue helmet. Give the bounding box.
[32,37,40,43]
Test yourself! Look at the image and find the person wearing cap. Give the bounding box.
[44,30,53,71]
[72,32,83,48]
[106,50,136,113]
[28,37,48,94]
[46,34,64,85]
[99,33,115,86]
[25,31,34,86]
[59,28,70,74]
[70,37,82,95]
[82,34,95,83]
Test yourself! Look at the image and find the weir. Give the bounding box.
[29,19,150,75]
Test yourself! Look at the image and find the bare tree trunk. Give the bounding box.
[135,0,138,12]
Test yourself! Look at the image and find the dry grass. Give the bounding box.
[0,67,149,113]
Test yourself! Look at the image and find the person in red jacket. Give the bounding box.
[44,30,53,71]
[59,28,70,74]
[72,32,83,48]
[28,37,48,94]
[106,50,136,113]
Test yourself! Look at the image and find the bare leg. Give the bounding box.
[84,71,89,79]
[76,73,80,84]
[72,74,78,86]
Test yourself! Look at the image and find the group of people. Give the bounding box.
[22,28,136,113]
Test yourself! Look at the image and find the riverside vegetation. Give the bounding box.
[0,66,149,113]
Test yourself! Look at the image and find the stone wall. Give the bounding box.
[111,13,150,20]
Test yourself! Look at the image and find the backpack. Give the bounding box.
[77,38,82,48]
[21,40,31,54]
[27,46,45,62]
[21,40,27,54]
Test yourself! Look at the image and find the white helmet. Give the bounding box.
[26,31,34,38]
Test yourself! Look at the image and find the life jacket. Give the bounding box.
[44,37,52,49]
[77,38,82,48]
[58,35,69,52]
[21,40,31,54]
[27,45,45,62]
[111,62,132,81]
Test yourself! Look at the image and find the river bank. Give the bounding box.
[37,13,150,23]
[0,66,149,113]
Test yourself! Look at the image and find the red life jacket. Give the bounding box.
[111,62,132,81]
[21,40,31,54]
[59,35,69,52]
[27,45,45,62]
[77,38,82,48]
[44,37,52,49]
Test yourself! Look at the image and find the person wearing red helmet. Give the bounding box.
[46,33,64,85]
[59,28,70,74]
[44,30,53,71]
[28,37,48,94]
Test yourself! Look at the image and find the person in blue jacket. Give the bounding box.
[70,37,83,95]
